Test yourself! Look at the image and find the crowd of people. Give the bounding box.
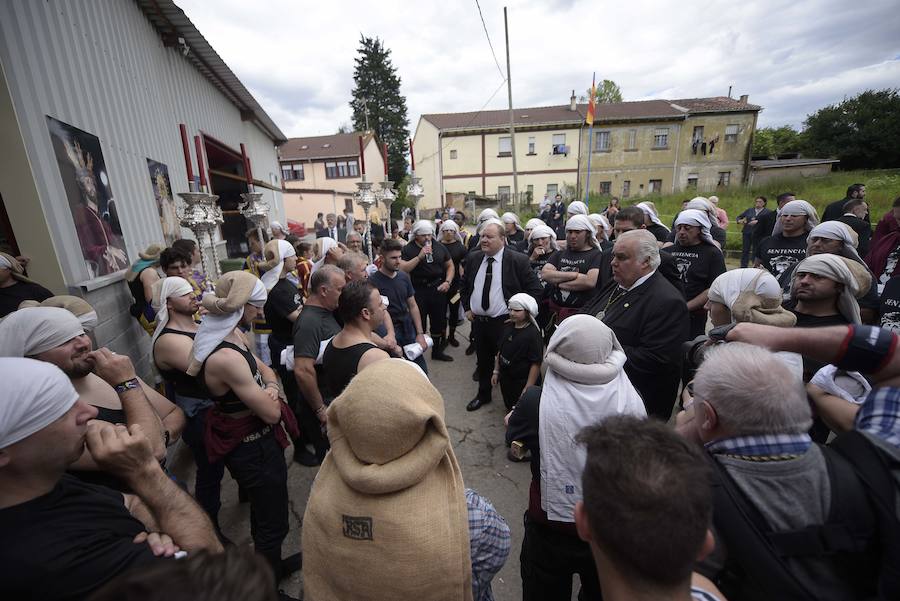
[2,186,900,601]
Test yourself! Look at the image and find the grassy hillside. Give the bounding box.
[586,169,900,250]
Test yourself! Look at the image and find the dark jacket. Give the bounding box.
[837,214,873,258]
[823,197,870,224]
[737,207,771,234]
[752,209,778,247]
[461,247,543,311]
[315,227,347,242]
[596,248,685,298]
[581,272,689,418]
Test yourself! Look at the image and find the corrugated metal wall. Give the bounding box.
[0,0,284,286]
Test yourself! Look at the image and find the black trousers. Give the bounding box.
[269,336,327,460]
[223,431,289,559]
[180,410,225,525]
[473,315,507,403]
[414,285,448,336]
[689,310,708,339]
[740,231,754,268]
[520,514,602,601]
[499,374,527,410]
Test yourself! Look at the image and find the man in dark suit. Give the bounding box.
[461,220,542,411]
[837,198,873,257]
[822,183,867,223]
[581,229,688,419]
[752,191,794,251]
[736,196,771,268]
[315,213,347,242]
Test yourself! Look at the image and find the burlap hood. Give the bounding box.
[302,359,473,601]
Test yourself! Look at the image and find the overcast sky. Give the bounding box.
[178,0,899,139]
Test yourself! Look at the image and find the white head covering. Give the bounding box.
[478,217,505,240]
[411,220,434,237]
[501,212,523,231]
[707,269,797,327]
[566,201,588,216]
[0,358,79,448]
[476,209,500,234]
[188,273,267,375]
[524,218,545,231]
[810,365,872,405]
[19,296,98,332]
[529,224,559,250]
[439,219,463,244]
[0,307,84,357]
[808,221,863,262]
[636,202,669,231]
[270,221,285,232]
[260,239,297,291]
[588,213,611,241]
[773,200,819,237]
[685,197,719,226]
[792,254,872,324]
[539,315,645,522]
[312,237,338,274]
[150,276,194,345]
[508,292,539,329]
[674,209,715,245]
[565,215,600,248]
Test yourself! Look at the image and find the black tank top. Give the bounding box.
[200,340,263,413]
[128,266,154,317]
[322,340,377,397]
[153,328,207,399]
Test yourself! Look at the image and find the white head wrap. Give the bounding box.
[478,218,505,240]
[439,219,463,244]
[636,202,668,231]
[260,239,297,291]
[501,212,523,231]
[685,197,719,225]
[189,275,267,374]
[674,209,715,245]
[810,365,871,405]
[525,218,545,231]
[312,237,338,274]
[150,276,194,345]
[477,208,499,223]
[808,221,863,262]
[529,224,559,249]
[567,201,588,216]
[707,269,797,327]
[773,200,819,237]
[0,255,11,270]
[412,220,435,237]
[565,215,600,248]
[539,315,645,522]
[508,292,539,329]
[588,213,611,241]
[19,296,98,332]
[0,307,85,357]
[270,221,284,232]
[0,358,79,448]
[792,254,871,324]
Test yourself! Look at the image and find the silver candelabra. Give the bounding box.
[406,173,424,220]
[239,192,270,262]
[354,177,378,262]
[177,191,222,289]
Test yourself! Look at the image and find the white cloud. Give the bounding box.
[176,0,900,137]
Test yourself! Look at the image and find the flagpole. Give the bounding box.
[584,72,596,205]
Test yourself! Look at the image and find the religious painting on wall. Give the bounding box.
[146,158,181,246]
[46,116,128,278]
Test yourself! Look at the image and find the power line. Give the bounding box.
[474,0,506,80]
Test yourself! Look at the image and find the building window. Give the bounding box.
[653,128,668,148]
[725,124,739,143]
[325,159,360,179]
[622,180,631,197]
[527,136,536,154]
[649,179,663,193]
[498,136,512,156]
[281,163,304,181]
[526,184,534,202]
[546,183,558,198]
[498,185,510,201]
[627,129,637,150]
[599,181,612,195]
[594,131,610,151]
[692,126,704,142]
[449,149,457,159]
[718,171,731,187]
[687,173,699,188]
[552,133,567,155]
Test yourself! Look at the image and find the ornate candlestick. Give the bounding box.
[200,194,224,281]
[239,192,270,264]
[354,178,378,263]
[406,174,424,221]
[376,179,396,237]
[177,191,215,289]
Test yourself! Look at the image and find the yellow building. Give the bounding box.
[279,132,387,229]
[413,93,760,212]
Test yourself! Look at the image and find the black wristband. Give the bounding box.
[834,325,897,373]
[708,322,737,343]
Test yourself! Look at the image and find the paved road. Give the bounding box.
[170,320,536,600]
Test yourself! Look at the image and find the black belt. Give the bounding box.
[413,278,444,289]
[473,313,508,322]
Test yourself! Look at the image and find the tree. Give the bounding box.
[752,125,803,157]
[802,89,900,169]
[350,35,410,184]
[336,123,351,134]
[587,79,623,104]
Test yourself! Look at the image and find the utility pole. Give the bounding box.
[504,6,519,208]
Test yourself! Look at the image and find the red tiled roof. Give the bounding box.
[421,96,760,131]
[279,131,373,161]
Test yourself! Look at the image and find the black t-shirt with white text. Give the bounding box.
[402,239,450,286]
[661,242,727,302]
[498,322,544,380]
[265,278,302,343]
[881,276,900,331]
[756,233,809,277]
[547,247,603,307]
[0,475,163,601]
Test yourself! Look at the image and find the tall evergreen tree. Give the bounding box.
[350,35,410,184]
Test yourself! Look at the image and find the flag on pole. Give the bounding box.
[586,74,596,126]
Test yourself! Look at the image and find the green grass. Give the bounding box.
[586,169,900,251]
